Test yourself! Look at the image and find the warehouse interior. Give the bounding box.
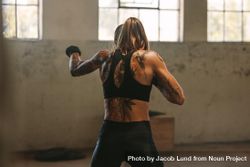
[0,0,250,167]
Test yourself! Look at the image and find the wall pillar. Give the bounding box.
[183,0,207,41]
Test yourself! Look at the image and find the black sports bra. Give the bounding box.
[102,49,152,102]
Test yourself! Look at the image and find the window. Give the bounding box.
[99,0,181,41]
[208,0,250,42]
[2,0,42,39]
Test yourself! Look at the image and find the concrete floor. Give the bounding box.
[3,142,250,167]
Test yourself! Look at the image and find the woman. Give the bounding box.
[68,17,185,167]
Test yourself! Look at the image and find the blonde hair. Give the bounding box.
[117,17,149,54]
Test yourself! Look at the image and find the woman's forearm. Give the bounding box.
[69,50,110,76]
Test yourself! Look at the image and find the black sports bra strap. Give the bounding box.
[102,49,152,102]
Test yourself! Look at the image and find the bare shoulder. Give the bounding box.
[139,50,165,66]
[132,50,158,58]
[131,50,164,64]
[146,50,163,59]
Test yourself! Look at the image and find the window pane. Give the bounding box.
[120,0,158,8]
[160,10,178,41]
[139,9,158,41]
[119,9,138,24]
[2,5,16,38]
[99,0,118,7]
[160,0,179,9]
[225,0,242,11]
[17,6,38,38]
[243,12,250,41]
[225,12,242,41]
[17,0,38,5]
[207,12,223,41]
[207,0,224,11]
[2,0,15,4]
[243,0,250,11]
[99,8,118,40]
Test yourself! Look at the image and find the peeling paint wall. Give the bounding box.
[3,40,111,150]
[2,0,250,151]
[149,42,250,143]
[3,40,250,150]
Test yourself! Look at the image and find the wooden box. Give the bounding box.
[150,116,175,152]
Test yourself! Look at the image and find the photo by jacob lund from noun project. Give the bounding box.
[126,155,248,163]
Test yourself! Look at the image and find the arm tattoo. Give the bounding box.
[156,74,183,104]
[107,98,136,121]
[70,50,109,76]
[153,52,184,104]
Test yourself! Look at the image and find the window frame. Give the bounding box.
[207,0,250,42]
[2,0,42,40]
[98,0,182,42]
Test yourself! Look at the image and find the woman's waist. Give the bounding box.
[104,97,150,122]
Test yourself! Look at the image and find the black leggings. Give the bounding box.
[91,120,164,167]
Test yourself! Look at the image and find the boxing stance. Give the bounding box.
[66,17,185,167]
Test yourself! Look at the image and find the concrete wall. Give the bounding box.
[43,0,98,40]
[2,0,250,151]
[3,40,112,150]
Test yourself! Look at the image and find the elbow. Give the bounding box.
[170,94,185,105]
[176,89,185,105]
[161,87,185,105]
[70,70,79,77]
[166,95,185,105]
[177,96,185,105]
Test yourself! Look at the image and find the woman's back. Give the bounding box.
[68,17,184,167]
[101,49,161,122]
